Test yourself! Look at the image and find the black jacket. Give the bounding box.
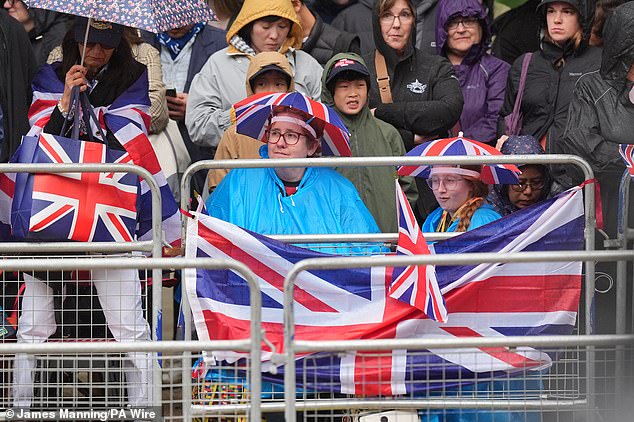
[364,4,463,151]
[332,0,440,56]
[301,12,360,66]
[491,0,541,65]
[0,10,37,162]
[497,0,601,174]
[28,9,72,68]
[561,2,634,187]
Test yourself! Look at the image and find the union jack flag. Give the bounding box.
[619,144,634,178]
[232,92,352,157]
[185,186,584,395]
[389,180,447,323]
[10,133,138,242]
[13,64,180,245]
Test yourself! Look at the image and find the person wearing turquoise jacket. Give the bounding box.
[205,105,380,254]
[422,165,501,233]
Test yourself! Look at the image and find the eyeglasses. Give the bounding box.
[509,180,545,192]
[447,17,479,30]
[379,11,414,25]
[426,176,465,191]
[265,128,306,145]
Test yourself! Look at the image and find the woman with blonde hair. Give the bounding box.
[422,165,501,233]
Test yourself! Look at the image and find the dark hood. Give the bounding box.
[29,9,69,39]
[600,2,634,85]
[435,0,489,64]
[359,0,374,8]
[536,0,594,52]
[372,0,416,68]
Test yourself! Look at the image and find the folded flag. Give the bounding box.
[389,180,447,323]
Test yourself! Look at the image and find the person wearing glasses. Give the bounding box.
[421,165,501,233]
[488,135,554,216]
[364,0,463,222]
[205,105,379,248]
[435,0,510,145]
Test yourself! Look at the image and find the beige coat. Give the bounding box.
[207,52,295,192]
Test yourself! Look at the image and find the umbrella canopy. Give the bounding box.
[232,92,352,157]
[398,136,521,184]
[24,0,214,33]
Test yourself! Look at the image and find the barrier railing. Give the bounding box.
[0,163,167,406]
[0,257,262,422]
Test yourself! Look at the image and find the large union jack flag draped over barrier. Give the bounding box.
[0,64,180,245]
[185,187,584,395]
[389,180,447,323]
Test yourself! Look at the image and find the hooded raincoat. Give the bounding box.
[436,0,510,144]
[207,52,295,192]
[205,148,380,254]
[332,0,441,56]
[497,0,601,186]
[322,53,418,233]
[487,135,553,216]
[363,3,463,151]
[185,0,324,149]
[561,2,634,238]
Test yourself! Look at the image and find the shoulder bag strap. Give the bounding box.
[510,52,533,123]
[375,51,393,104]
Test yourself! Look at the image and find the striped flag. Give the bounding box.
[22,64,180,245]
[389,180,447,323]
[619,144,634,178]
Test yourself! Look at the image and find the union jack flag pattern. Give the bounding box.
[619,144,634,178]
[186,186,584,395]
[10,133,138,242]
[12,64,180,245]
[232,92,352,157]
[389,180,447,323]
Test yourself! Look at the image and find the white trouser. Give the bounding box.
[13,269,152,407]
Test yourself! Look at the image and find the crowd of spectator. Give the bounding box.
[2,0,634,410]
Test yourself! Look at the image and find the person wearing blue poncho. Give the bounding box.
[205,105,381,253]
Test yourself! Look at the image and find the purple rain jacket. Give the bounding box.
[435,0,510,144]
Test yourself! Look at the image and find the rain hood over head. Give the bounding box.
[536,0,594,51]
[435,0,490,64]
[372,0,416,69]
[226,0,303,55]
[600,1,634,87]
[245,51,295,96]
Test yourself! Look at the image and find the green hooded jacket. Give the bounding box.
[322,53,418,233]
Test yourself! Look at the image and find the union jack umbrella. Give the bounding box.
[619,144,634,178]
[398,135,521,184]
[24,0,215,33]
[232,92,352,157]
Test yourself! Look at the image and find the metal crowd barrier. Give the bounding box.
[0,257,263,422]
[0,164,167,413]
[177,154,620,421]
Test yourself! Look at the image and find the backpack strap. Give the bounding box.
[375,51,393,104]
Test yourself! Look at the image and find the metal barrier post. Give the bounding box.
[0,163,165,412]
[616,170,631,405]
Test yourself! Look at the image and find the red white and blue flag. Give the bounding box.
[1,64,181,245]
[10,133,139,242]
[619,144,634,178]
[232,92,352,157]
[389,180,447,323]
[186,187,584,395]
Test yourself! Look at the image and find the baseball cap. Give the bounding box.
[249,64,292,85]
[74,17,124,49]
[325,57,370,85]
